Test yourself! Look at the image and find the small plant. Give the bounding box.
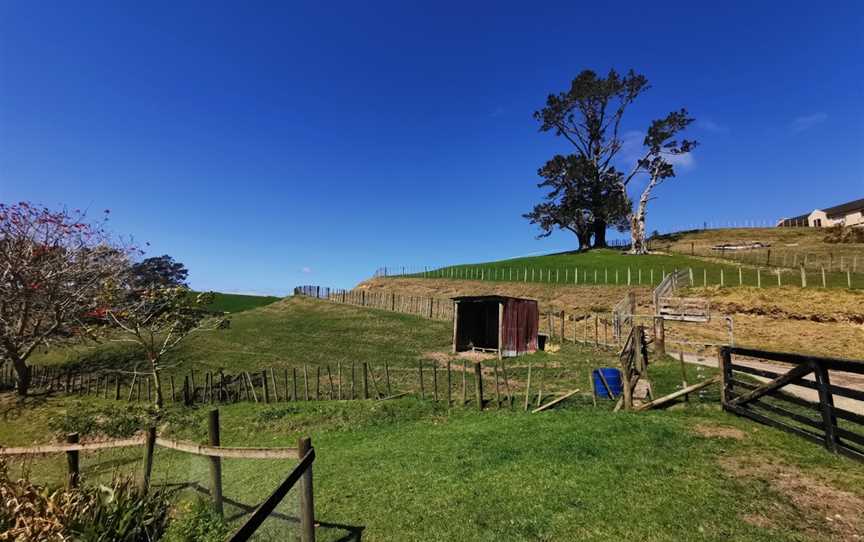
[0,461,170,542]
[162,497,228,542]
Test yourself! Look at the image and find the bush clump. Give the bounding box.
[0,460,171,541]
[47,402,154,439]
[824,224,864,244]
[162,497,229,542]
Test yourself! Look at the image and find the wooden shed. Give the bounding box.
[451,296,539,358]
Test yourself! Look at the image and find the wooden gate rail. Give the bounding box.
[227,442,316,542]
[0,411,317,541]
[719,346,864,461]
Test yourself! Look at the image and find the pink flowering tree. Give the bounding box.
[0,202,131,397]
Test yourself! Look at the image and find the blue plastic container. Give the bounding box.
[592,368,623,399]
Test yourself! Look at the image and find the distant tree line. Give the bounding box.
[525,69,698,253]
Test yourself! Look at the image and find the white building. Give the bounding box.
[777,198,864,228]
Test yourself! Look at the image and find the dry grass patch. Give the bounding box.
[693,423,747,440]
[720,455,864,541]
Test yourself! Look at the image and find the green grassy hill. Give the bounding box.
[409,247,862,289]
[204,292,282,313]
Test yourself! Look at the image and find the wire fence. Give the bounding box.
[371,261,863,289]
[0,418,313,541]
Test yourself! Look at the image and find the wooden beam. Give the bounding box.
[634,375,720,412]
[729,363,814,407]
[531,389,581,413]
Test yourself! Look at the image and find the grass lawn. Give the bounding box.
[7,298,864,540]
[400,248,863,289]
[2,392,863,541]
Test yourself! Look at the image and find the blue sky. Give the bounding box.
[1,1,862,294]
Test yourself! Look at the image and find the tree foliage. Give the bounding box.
[130,255,188,288]
[0,202,130,397]
[523,154,628,250]
[529,69,697,252]
[103,285,226,408]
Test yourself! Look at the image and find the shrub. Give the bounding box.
[824,224,864,244]
[162,497,228,542]
[47,402,153,439]
[0,460,171,542]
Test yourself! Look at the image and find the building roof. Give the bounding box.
[823,198,864,218]
[451,295,537,303]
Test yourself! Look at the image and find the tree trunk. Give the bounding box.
[149,355,165,409]
[630,176,658,255]
[11,356,30,398]
[577,229,592,251]
[592,220,608,248]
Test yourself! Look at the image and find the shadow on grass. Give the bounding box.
[160,481,366,541]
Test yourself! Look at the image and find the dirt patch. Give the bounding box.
[742,513,775,529]
[693,423,747,440]
[720,456,864,540]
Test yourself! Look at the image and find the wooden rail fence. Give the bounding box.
[0,408,317,541]
[719,346,864,461]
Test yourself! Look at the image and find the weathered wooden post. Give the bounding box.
[298,437,316,542]
[262,370,270,403]
[654,316,666,356]
[474,361,484,410]
[140,427,156,494]
[208,410,224,515]
[418,361,425,399]
[718,347,733,408]
[362,363,369,400]
[446,361,452,406]
[66,433,80,489]
[812,362,838,454]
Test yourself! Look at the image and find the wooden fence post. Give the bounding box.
[209,409,224,515]
[718,347,732,408]
[139,426,156,494]
[66,433,80,489]
[419,361,425,399]
[262,370,270,403]
[812,362,838,453]
[655,317,666,356]
[461,360,467,405]
[362,363,369,400]
[298,437,316,542]
[446,361,452,405]
[474,362,484,410]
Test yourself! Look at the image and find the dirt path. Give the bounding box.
[676,350,864,415]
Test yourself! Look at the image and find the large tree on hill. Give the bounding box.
[0,203,130,397]
[532,69,697,253]
[523,154,629,250]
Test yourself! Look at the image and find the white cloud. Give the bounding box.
[620,130,695,171]
[697,119,727,133]
[790,113,827,133]
[301,266,312,273]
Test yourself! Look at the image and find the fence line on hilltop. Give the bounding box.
[369,260,862,289]
[665,242,864,275]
